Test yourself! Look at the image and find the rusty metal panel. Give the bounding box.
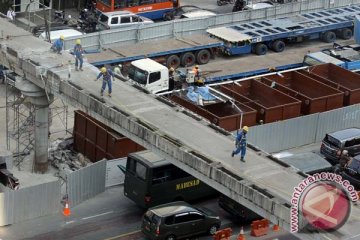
[96,124,108,151]
[304,64,360,105]
[96,147,107,162]
[86,120,97,143]
[74,110,86,137]
[218,81,301,123]
[261,71,344,114]
[73,133,86,154]
[85,140,96,162]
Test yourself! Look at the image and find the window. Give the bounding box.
[152,164,190,185]
[111,17,119,24]
[99,14,109,23]
[174,213,190,224]
[127,158,136,174]
[136,162,147,180]
[164,215,175,225]
[132,16,141,22]
[187,212,204,221]
[149,72,161,84]
[121,16,131,23]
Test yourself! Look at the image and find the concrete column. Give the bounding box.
[15,78,53,173]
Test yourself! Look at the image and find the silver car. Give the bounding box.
[97,10,153,30]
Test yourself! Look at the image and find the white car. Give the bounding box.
[97,10,154,30]
[245,1,274,10]
[38,29,84,42]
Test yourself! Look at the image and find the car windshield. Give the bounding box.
[325,135,342,148]
[144,210,161,225]
[99,14,109,23]
[347,159,360,174]
[128,65,148,85]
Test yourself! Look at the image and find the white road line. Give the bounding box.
[65,220,75,224]
[345,233,360,239]
[82,211,114,220]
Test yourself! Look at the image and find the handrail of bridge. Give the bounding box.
[62,0,360,51]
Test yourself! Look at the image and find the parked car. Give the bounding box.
[339,154,360,189]
[163,5,216,21]
[218,194,261,222]
[38,29,84,42]
[320,128,360,163]
[244,1,274,10]
[141,201,221,240]
[97,10,153,30]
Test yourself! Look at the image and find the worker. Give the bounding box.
[338,150,352,167]
[74,39,84,71]
[169,67,175,91]
[114,64,125,79]
[95,67,114,97]
[231,126,249,162]
[51,35,65,54]
[192,65,200,80]
[6,7,15,21]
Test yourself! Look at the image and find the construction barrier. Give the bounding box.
[63,200,71,217]
[251,219,269,237]
[214,228,232,240]
[237,226,245,240]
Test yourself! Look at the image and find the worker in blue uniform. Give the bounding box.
[74,39,84,71]
[231,126,249,162]
[51,35,65,54]
[95,67,114,97]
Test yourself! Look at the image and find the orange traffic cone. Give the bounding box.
[237,226,246,240]
[273,224,280,232]
[63,201,71,217]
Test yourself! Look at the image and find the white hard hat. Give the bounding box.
[118,64,122,68]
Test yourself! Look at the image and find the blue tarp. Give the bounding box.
[186,86,216,103]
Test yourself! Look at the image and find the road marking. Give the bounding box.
[82,211,114,220]
[65,220,75,224]
[103,230,141,240]
[345,233,360,239]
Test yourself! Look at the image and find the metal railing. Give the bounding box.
[63,0,360,50]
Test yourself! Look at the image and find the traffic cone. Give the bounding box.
[237,226,246,240]
[272,224,280,232]
[63,201,71,217]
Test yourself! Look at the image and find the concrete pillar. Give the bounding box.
[15,78,53,173]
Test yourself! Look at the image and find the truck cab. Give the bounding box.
[128,58,169,94]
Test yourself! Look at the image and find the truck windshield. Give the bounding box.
[128,65,148,85]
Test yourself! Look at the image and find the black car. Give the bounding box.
[141,201,221,240]
[320,128,360,164]
[339,155,360,189]
[163,5,216,21]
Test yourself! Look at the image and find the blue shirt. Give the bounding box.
[73,44,83,58]
[236,131,247,146]
[97,69,114,81]
[52,39,63,51]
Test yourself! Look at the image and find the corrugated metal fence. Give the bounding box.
[67,159,106,207]
[247,104,360,153]
[64,0,360,51]
[0,180,61,226]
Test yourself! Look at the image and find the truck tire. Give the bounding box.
[180,52,196,67]
[196,49,211,65]
[272,40,285,52]
[166,55,180,69]
[322,31,336,43]
[339,28,352,40]
[254,43,268,55]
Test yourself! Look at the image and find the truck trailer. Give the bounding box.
[88,4,360,70]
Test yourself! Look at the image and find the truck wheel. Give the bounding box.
[272,40,285,52]
[322,31,336,43]
[254,43,268,55]
[166,55,180,69]
[180,52,196,67]
[196,49,211,65]
[339,28,352,40]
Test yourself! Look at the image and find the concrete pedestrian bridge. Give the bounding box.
[1,18,359,240]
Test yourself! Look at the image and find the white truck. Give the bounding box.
[127,58,197,94]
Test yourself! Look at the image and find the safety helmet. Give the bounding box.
[242,126,249,132]
[195,65,199,68]
[76,39,81,45]
[100,67,107,73]
[169,67,175,72]
[118,64,122,68]
[342,150,348,155]
[60,35,65,40]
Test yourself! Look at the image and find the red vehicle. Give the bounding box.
[96,0,180,20]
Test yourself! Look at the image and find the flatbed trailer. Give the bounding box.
[86,35,223,68]
[207,5,360,56]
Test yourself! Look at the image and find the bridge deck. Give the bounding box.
[0,18,359,240]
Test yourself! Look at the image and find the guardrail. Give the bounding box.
[64,0,360,51]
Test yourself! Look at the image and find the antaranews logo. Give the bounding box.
[290,172,358,233]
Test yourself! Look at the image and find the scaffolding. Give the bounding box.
[5,75,70,170]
